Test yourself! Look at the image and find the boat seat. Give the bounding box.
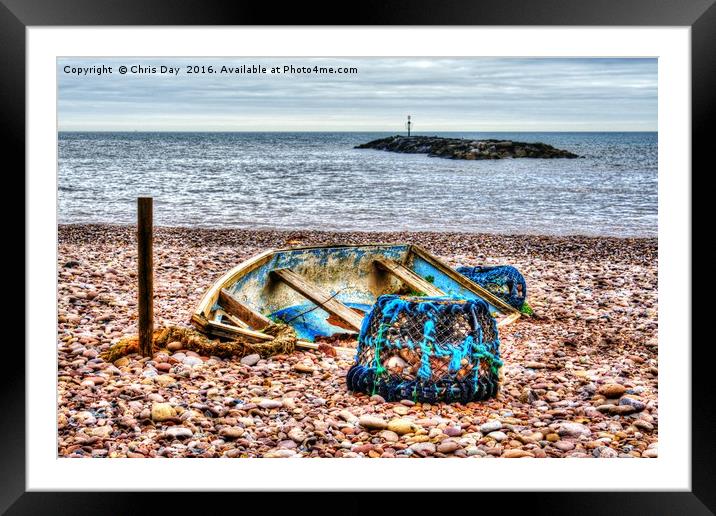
[270,268,365,331]
[218,288,273,330]
[373,258,444,297]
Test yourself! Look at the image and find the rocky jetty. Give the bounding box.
[355,135,579,160]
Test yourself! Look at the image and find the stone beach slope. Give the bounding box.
[355,135,580,160]
[58,224,657,459]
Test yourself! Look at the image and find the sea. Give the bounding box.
[58,132,657,237]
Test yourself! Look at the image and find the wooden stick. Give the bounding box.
[137,197,154,357]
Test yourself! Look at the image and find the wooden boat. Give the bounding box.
[191,243,521,352]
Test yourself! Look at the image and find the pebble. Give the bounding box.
[466,447,486,457]
[151,403,176,422]
[359,415,388,431]
[598,383,627,398]
[593,446,618,458]
[182,356,203,368]
[258,399,283,409]
[619,397,646,412]
[240,354,261,366]
[288,427,307,443]
[633,420,654,432]
[265,449,297,458]
[387,419,417,435]
[558,422,591,438]
[555,441,575,452]
[480,420,502,433]
[379,430,400,442]
[437,440,461,453]
[164,427,193,439]
[502,449,534,458]
[219,427,244,440]
[167,341,183,352]
[155,374,175,387]
[642,448,658,458]
[409,442,436,457]
[293,363,315,374]
[487,431,508,442]
[443,426,463,437]
[90,426,112,438]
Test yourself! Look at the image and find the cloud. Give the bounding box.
[57,57,657,131]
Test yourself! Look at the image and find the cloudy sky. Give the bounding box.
[57,57,657,132]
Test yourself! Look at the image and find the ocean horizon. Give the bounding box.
[58,131,657,237]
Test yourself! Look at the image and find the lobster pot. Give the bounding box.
[456,265,527,310]
[346,295,502,403]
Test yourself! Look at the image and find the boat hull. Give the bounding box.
[192,244,519,342]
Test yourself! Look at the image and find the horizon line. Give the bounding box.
[57,129,658,134]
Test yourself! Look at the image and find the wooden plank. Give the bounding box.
[271,268,365,331]
[374,258,445,297]
[214,309,249,329]
[204,320,274,342]
[218,288,272,330]
[193,315,355,356]
[137,197,154,357]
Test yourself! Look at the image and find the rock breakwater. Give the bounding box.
[355,135,579,160]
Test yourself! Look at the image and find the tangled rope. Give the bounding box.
[101,323,297,362]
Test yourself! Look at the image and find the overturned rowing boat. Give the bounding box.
[191,243,521,352]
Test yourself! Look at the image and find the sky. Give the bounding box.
[57,57,657,132]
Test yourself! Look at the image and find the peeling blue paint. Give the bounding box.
[269,302,372,341]
[213,244,505,345]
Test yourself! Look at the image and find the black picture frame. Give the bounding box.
[3,0,711,513]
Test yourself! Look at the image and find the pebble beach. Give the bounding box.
[57,224,658,459]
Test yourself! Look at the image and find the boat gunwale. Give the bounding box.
[408,244,520,316]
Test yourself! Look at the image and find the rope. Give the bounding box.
[456,265,527,309]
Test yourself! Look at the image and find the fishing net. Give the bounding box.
[346,295,502,403]
[101,323,297,362]
[455,265,527,309]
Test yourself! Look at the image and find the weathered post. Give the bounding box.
[137,197,154,357]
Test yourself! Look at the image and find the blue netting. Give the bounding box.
[346,295,502,403]
[456,265,527,309]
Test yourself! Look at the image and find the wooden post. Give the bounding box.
[137,197,154,357]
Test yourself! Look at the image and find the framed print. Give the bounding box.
[4,0,713,513]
